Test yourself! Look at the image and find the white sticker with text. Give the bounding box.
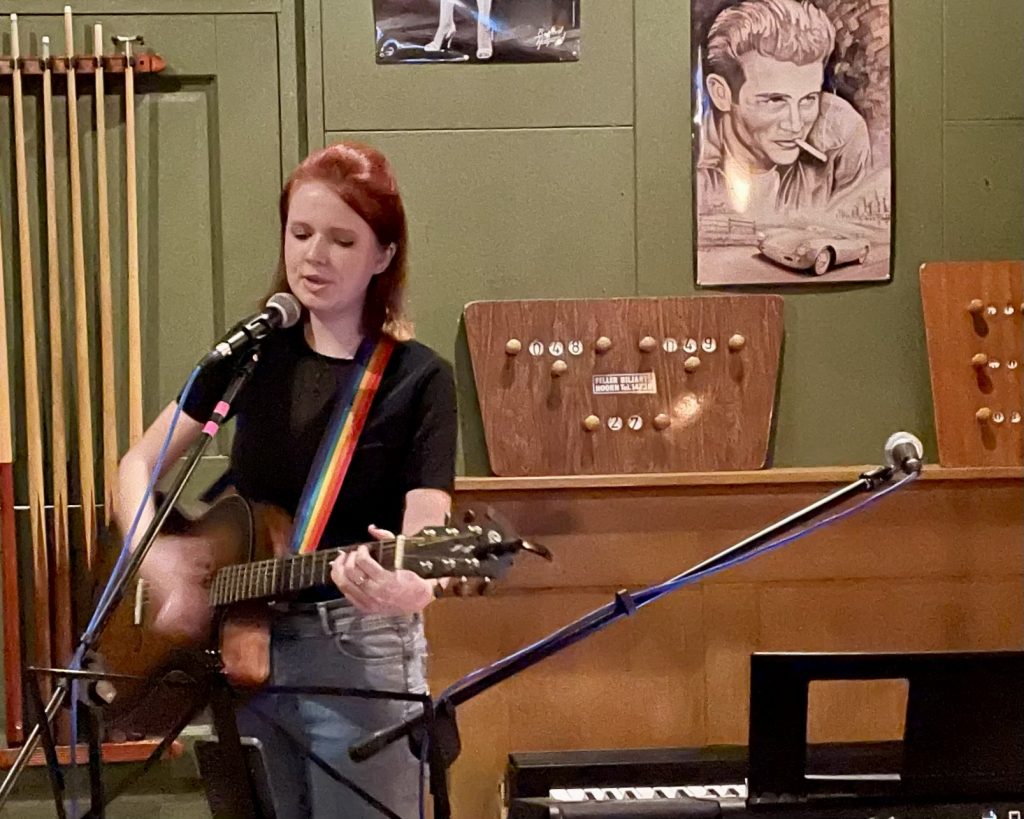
[592,372,658,395]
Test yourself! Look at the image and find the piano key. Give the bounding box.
[551,784,747,801]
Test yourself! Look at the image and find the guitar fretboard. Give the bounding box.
[208,542,396,607]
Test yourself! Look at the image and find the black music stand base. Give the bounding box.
[410,697,460,819]
[24,664,449,819]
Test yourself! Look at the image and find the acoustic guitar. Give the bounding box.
[94,494,544,737]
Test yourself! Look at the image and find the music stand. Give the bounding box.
[22,663,447,819]
[195,735,276,818]
[748,649,1024,806]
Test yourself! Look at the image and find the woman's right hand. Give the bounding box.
[138,534,216,644]
[114,402,210,642]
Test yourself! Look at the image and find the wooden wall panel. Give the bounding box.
[701,583,758,745]
[464,296,783,475]
[805,679,908,744]
[429,474,1023,818]
[451,481,1022,591]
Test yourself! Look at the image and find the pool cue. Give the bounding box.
[12,13,53,698]
[94,22,119,528]
[115,33,144,446]
[0,36,23,746]
[0,325,20,744]
[65,5,98,573]
[43,38,74,743]
[43,33,74,670]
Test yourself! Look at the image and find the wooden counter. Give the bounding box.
[425,467,1023,817]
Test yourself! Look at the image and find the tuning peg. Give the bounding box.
[481,505,520,541]
[462,509,477,525]
[477,577,494,595]
[454,577,472,597]
[520,539,553,561]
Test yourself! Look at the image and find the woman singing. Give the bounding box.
[116,141,457,818]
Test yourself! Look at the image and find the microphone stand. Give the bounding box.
[0,350,262,808]
[348,463,912,798]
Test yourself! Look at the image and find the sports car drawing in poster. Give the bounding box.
[757,227,870,276]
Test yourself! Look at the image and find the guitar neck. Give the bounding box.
[206,516,522,607]
[209,541,395,607]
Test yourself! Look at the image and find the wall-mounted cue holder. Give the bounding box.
[0,9,169,758]
[920,260,1024,467]
[0,51,166,74]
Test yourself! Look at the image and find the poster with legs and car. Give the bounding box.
[374,0,580,64]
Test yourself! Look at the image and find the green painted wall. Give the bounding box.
[312,0,1024,473]
[1,0,1022,807]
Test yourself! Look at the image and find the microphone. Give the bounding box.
[197,292,302,368]
[884,431,924,475]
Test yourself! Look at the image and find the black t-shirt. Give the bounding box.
[180,326,457,557]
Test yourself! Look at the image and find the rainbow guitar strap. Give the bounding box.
[289,334,395,555]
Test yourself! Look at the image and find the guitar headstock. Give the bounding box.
[402,508,551,594]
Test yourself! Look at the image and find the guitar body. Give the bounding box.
[95,494,257,737]
[90,494,539,738]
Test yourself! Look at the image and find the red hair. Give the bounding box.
[268,141,411,340]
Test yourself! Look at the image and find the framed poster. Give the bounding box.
[374,0,580,64]
[693,0,892,286]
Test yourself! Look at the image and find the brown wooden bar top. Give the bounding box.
[432,466,1023,817]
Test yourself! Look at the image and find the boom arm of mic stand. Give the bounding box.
[348,465,900,764]
[0,351,261,808]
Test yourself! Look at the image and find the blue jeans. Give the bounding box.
[235,601,428,819]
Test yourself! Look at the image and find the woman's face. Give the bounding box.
[283,180,394,323]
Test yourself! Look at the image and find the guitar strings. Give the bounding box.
[211,541,360,606]
[133,517,504,611]
[138,532,477,608]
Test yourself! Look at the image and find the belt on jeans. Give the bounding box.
[270,598,352,614]
[270,599,420,626]
[269,597,354,634]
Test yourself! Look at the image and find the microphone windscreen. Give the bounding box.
[884,431,924,470]
[266,292,302,328]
